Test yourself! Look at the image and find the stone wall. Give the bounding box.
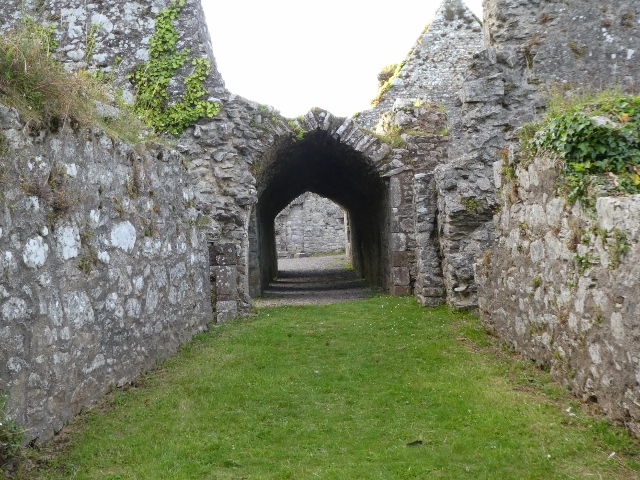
[274,193,346,257]
[356,0,483,130]
[437,0,640,308]
[0,0,470,314]
[182,99,448,304]
[0,105,212,442]
[6,0,640,444]
[379,101,449,302]
[477,152,640,435]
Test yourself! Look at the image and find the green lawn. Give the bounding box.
[31,297,640,479]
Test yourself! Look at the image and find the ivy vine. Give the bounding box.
[128,0,220,135]
[522,94,640,205]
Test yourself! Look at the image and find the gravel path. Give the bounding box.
[253,254,370,307]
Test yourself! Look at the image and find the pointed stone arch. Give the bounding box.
[198,100,449,319]
[248,109,392,296]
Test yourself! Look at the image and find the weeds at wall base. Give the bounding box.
[0,394,24,475]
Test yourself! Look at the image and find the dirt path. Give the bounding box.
[253,254,370,306]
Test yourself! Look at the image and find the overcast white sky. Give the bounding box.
[202,0,483,118]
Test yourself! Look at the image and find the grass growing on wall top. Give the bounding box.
[371,60,407,106]
[24,297,640,479]
[0,21,155,145]
[519,90,640,205]
[0,21,93,128]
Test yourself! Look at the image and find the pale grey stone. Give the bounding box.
[2,297,28,321]
[23,237,49,268]
[55,225,80,260]
[110,221,136,252]
[63,292,94,328]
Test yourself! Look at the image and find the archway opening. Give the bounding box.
[249,128,390,296]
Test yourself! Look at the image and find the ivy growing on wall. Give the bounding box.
[128,0,220,135]
[521,93,640,205]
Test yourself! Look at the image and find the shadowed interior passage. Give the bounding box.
[254,255,369,306]
[249,126,390,297]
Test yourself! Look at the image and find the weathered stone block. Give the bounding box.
[212,266,237,299]
[216,300,238,323]
[209,242,237,266]
[460,75,505,103]
[390,285,412,296]
[392,251,410,267]
[392,267,410,286]
[391,233,407,252]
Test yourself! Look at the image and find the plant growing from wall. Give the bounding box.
[574,252,594,274]
[77,228,99,274]
[377,64,397,87]
[128,0,220,135]
[520,92,640,205]
[567,41,587,59]
[608,229,630,269]
[0,21,153,145]
[84,23,101,63]
[0,20,88,127]
[461,196,484,214]
[371,60,407,106]
[287,119,305,142]
[368,125,406,149]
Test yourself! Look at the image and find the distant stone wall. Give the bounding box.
[477,152,640,435]
[274,193,346,257]
[0,105,212,442]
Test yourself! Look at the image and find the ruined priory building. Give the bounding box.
[1,0,640,442]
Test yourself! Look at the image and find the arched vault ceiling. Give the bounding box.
[257,130,386,221]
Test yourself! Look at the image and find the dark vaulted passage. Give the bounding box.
[249,128,390,296]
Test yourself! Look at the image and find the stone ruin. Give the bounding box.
[1,0,640,442]
[274,193,347,258]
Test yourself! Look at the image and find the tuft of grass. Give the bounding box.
[371,60,407,106]
[0,394,24,476]
[21,298,640,479]
[366,125,406,149]
[461,196,484,214]
[377,63,398,87]
[0,21,155,145]
[0,21,94,129]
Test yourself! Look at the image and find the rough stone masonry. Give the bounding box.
[0,104,211,441]
[274,193,347,258]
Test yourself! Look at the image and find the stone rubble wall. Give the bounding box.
[356,0,483,131]
[438,0,640,308]
[477,152,640,435]
[7,0,640,444]
[274,193,346,257]
[0,0,453,444]
[0,105,212,442]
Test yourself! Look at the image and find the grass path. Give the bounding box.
[30,297,640,479]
